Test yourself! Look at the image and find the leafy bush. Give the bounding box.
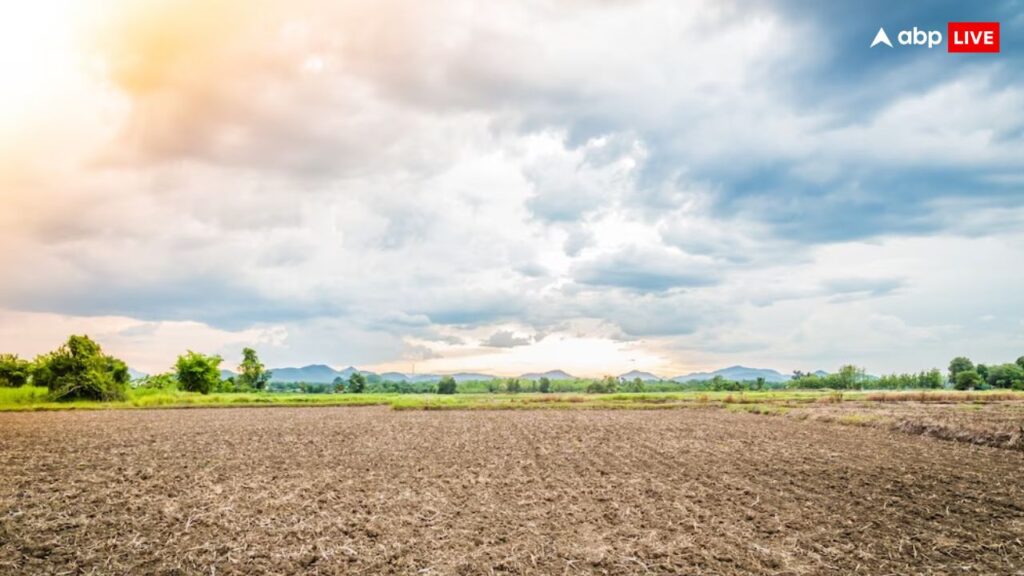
[32,335,129,401]
[0,354,32,387]
[137,373,177,390]
[954,369,983,390]
[710,375,744,391]
[174,351,222,394]
[585,376,619,394]
[538,376,551,393]
[437,375,457,394]
[624,377,645,393]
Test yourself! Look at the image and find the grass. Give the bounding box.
[862,391,1021,403]
[0,386,50,407]
[837,413,885,426]
[0,386,395,411]
[1,386,1022,412]
[724,402,790,416]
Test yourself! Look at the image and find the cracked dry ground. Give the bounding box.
[1,407,1022,575]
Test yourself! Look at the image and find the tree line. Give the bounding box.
[786,365,945,390]
[0,335,274,400]
[2,335,1022,401]
[785,356,1024,391]
[947,356,1024,390]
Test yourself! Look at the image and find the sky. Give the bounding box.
[1,0,1023,377]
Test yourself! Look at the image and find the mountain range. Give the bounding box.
[619,370,662,381]
[520,370,574,381]
[670,365,792,383]
[143,364,822,383]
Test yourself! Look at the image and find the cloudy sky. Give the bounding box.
[1,0,1022,377]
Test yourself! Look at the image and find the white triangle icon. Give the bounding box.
[871,27,893,48]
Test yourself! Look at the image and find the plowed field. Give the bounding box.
[1,407,1022,575]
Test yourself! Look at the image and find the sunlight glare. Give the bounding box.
[0,0,80,125]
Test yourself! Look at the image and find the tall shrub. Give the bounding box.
[33,335,129,401]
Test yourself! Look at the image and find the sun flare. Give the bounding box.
[0,2,85,124]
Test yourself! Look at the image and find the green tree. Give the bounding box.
[214,376,238,393]
[601,375,618,393]
[174,351,222,395]
[437,375,457,394]
[0,354,32,387]
[538,376,551,393]
[237,347,271,391]
[954,369,983,390]
[976,363,989,381]
[948,357,974,385]
[347,372,367,393]
[138,372,177,390]
[33,335,129,400]
[505,378,521,393]
[1016,356,1024,370]
[922,368,944,389]
[333,376,346,392]
[754,376,766,391]
[986,363,1024,389]
[836,365,867,390]
[627,377,645,393]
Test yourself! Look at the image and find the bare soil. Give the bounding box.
[1,407,1022,575]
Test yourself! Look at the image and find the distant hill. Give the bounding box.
[220,369,238,380]
[673,365,790,383]
[270,364,346,384]
[520,369,574,380]
[451,372,498,382]
[128,368,149,380]
[233,363,833,385]
[619,370,662,381]
[399,372,499,383]
[262,364,507,384]
[336,366,361,379]
[267,365,384,384]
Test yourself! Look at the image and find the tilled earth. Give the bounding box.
[1,407,1022,575]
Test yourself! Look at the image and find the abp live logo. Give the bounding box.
[948,22,999,53]
[871,22,1000,53]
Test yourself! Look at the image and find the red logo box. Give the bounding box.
[947,22,1000,53]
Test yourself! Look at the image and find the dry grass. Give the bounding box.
[815,391,844,404]
[863,391,1020,403]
